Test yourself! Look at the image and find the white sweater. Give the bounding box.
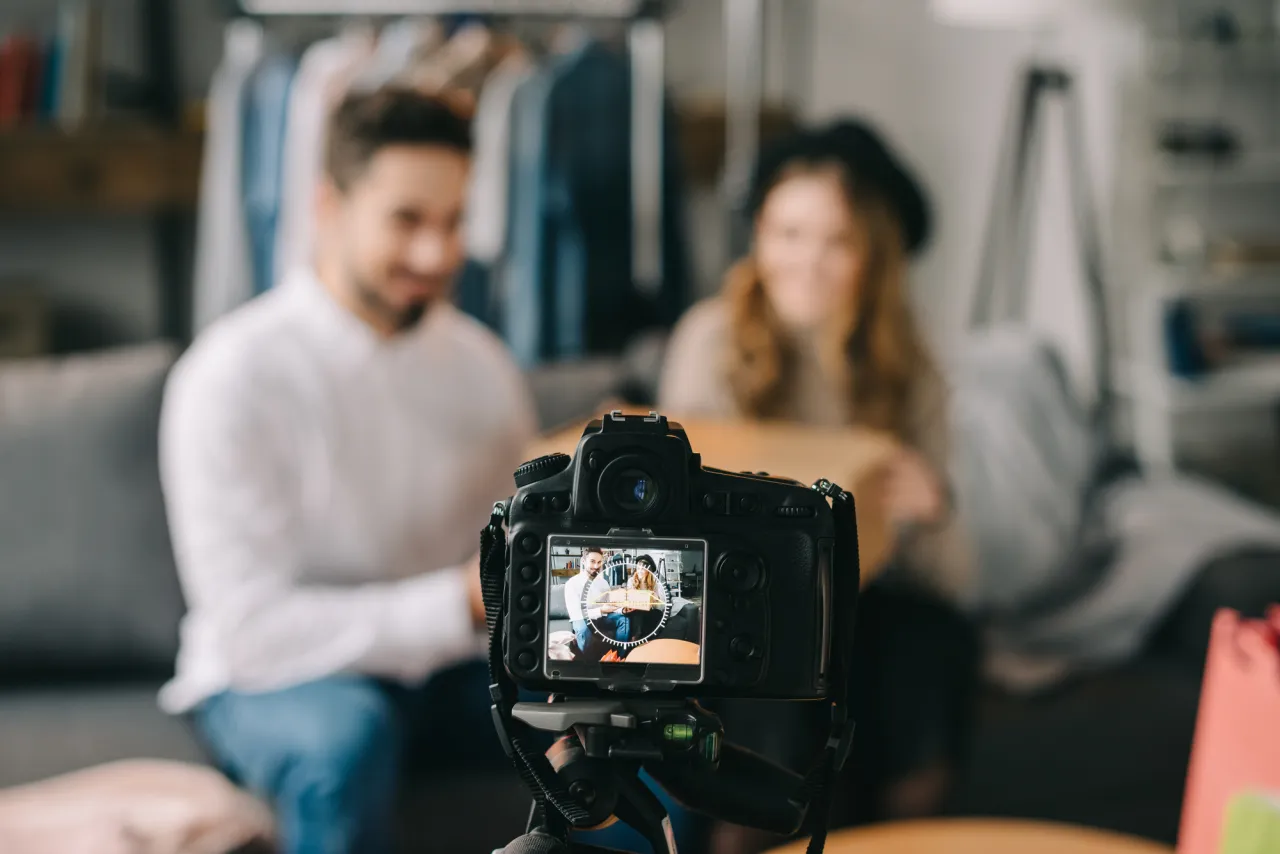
[157,269,536,713]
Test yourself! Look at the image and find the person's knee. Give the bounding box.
[280,682,400,805]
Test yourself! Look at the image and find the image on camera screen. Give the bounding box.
[546,536,705,669]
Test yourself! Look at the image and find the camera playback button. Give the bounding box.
[517,533,543,555]
[730,635,757,662]
[517,620,539,642]
[516,650,537,670]
[518,593,540,613]
[717,553,764,593]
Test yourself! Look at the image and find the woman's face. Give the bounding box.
[754,171,866,332]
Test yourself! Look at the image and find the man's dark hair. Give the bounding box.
[325,87,471,191]
[582,547,604,557]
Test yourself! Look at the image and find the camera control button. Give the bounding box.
[736,494,759,514]
[718,553,764,593]
[517,621,539,642]
[522,495,543,512]
[701,492,728,514]
[517,650,536,670]
[550,494,569,513]
[518,533,543,555]
[730,635,756,661]
[518,593,540,613]
[519,564,541,583]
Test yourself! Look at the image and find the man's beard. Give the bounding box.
[352,273,434,332]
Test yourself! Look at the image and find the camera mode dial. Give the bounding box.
[515,453,572,488]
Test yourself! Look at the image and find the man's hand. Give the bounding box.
[465,552,488,628]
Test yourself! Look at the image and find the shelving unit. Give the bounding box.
[0,0,195,347]
[1122,0,1280,474]
[0,125,202,213]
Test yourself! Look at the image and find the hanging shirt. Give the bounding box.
[192,20,264,334]
[272,30,375,286]
[241,52,297,296]
[465,51,532,266]
[157,268,537,713]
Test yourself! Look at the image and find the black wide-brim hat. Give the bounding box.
[747,118,933,256]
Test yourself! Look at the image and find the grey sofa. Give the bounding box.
[0,342,628,853]
[0,338,1264,852]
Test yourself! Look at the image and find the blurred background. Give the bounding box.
[2,1,1280,852]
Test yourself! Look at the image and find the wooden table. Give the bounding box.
[767,819,1174,854]
[527,414,901,584]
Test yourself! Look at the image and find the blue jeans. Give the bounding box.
[194,662,505,854]
[572,613,630,653]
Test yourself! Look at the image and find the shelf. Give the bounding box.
[1154,151,1280,189]
[0,124,203,214]
[1118,357,1280,412]
[1148,265,1280,299]
[1148,38,1280,78]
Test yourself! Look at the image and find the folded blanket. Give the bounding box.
[0,759,275,854]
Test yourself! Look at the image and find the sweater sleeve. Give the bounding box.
[657,299,739,419]
[159,357,479,691]
[894,366,974,603]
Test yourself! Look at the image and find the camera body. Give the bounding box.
[504,411,837,700]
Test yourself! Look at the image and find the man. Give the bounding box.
[157,88,537,854]
[564,547,630,654]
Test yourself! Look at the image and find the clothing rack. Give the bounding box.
[231,0,674,292]
[238,0,655,15]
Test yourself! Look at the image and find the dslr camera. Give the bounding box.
[502,410,839,700]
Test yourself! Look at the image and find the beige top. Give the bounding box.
[657,298,972,602]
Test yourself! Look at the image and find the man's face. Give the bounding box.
[582,552,604,577]
[319,144,469,332]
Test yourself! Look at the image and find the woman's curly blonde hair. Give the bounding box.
[725,160,934,435]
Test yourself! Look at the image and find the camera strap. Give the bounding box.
[480,501,591,834]
[797,479,861,854]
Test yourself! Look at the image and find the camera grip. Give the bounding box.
[645,742,808,836]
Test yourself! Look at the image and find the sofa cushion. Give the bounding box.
[548,582,571,620]
[0,683,209,788]
[0,343,184,679]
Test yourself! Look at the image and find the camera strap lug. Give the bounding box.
[811,478,841,499]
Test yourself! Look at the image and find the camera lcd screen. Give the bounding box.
[544,535,706,686]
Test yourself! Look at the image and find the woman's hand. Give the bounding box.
[878,448,948,528]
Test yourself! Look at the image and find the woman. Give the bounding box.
[628,555,659,593]
[658,119,979,840]
[622,555,667,645]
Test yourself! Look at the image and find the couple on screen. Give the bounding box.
[564,547,665,655]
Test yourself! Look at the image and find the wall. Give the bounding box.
[804,0,1147,391]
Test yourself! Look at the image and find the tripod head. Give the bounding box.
[495,697,809,854]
